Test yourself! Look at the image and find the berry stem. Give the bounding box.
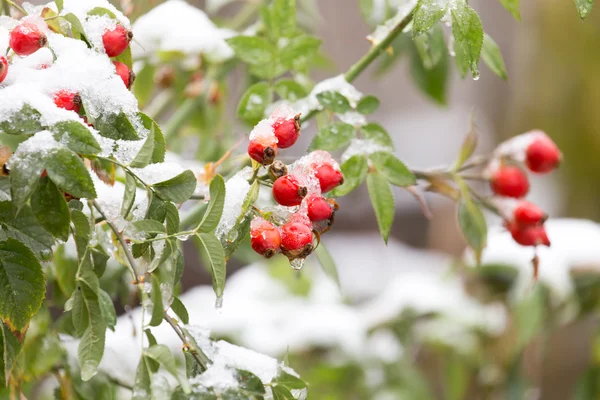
[1,0,9,16]
[4,0,26,16]
[163,313,209,372]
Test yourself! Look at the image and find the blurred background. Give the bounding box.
[23,0,600,398]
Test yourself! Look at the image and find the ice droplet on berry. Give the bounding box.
[290,257,306,271]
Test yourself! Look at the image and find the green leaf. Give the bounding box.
[236,369,267,395]
[165,203,180,235]
[98,290,116,331]
[443,353,470,400]
[274,79,308,102]
[369,152,416,187]
[316,91,352,114]
[145,345,191,393]
[121,173,137,219]
[413,0,449,37]
[457,199,487,263]
[198,175,225,233]
[55,0,64,11]
[222,180,259,257]
[452,117,478,171]
[46,148,96,199]
[272,0,296,37]
[0,202,54,260]
[133,64,156,109]
[482,33,508,80]
[31,177,70,241]
[51,121,101,155]
[356,95,380,115]
[152,170,197,203]
[87,6,117,18]
[130,127,156,168]
[414,23,446,70]
[62,13,90,45]
[274,370,307,390]
[133,356,153,400]
[0,322,23,385]
[0,239,45,333]
[574,0,594,19]
[0,177,10,201]
[139,113,166,164]
[366,171,395,244]
[170,297,189,325]
[331,155,368,197]
[133,219,166,234]
[9,149,45,210]
[0,104,43,135]
[237,82,271,126]
[149,274,163,327]
[71,289,88,336]
[360,123,394,149]
[196,233,226,300]
[279,35,321,69]
[410,34,449,105]
[272,385,295,400]
[94,112,139,141]
[500,0,521,20]
[226,36,275,65]
[451,1,484,79]
[315,243,341,290]
[310,122,355,151]
[114,45,133,69]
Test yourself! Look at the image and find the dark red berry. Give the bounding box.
[307,196,334,222]
[507,222,550,247]
[526,135,561,174]
[113,61,135,89]
[490,166,529,198]
[280,221,313,259]
[273,175,307,206]
[315,163,344,193]
[272,114,301,148]
[53,90,81,113]
[250,218,281,258]
[10,22,47,56]
[513,201,546,227]
[0,56,8,83]
[102,24,133,58]
[248,140,277,165]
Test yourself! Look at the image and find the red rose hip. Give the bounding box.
[526,135,561,174]
[250,218,281,258]
[280,222,313,259]
[102,24,133,58]
[10,22,47,56]
[513,201,546,227]
[53,90,81,113]
[307,196,334,222]
[0,56,7,84]
[272,175,307,206]
[490,166,529,198]
[507,222,550,247]
[272,114,301,148]
[113,61,135,89]
[248,140,277,165]
[315,163,344,193]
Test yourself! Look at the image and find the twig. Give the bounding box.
[163,313,208,372]
[4,0,26,15]
[92,200,142,282]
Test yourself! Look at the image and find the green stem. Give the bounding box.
[2,0,10,16]
[133,230,196,244]
[163,313,209,372]
[300,9,415,124]
[5,0,26,15]
[344,11,414,83]
[163,95,204,141]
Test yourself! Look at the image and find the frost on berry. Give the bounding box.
[525,134,561,174]
[490,166,529,199]
[280,221,313,260]
[113,61,135,89]
[0,56,7,84]
[248,120,278,165]
[53,90,82,113]
[102,24,133,58]
[9,21,48,56]
[250,217,281,258]
[269,104,301,149]
[272,175,307,207]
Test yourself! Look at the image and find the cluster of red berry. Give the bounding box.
[248,107,344,265]
[0,20,134,89]
[487,131,562,247]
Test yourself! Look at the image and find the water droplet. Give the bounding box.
[448,35,456,57]
[472,71,480,81]
[214,295,223,309]
[177,234,191,241]
[290,258,305,270]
